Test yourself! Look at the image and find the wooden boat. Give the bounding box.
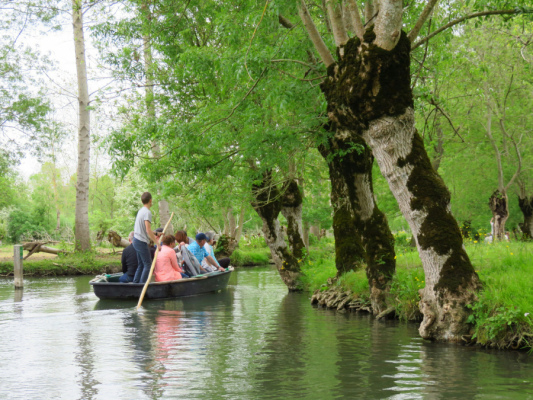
[89,268,233,300]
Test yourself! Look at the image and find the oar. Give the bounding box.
[136,212,175,310]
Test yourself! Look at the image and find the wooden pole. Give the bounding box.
[14,245,23,288]
[136,212,174,310]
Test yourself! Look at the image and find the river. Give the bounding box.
[0,266,531,399]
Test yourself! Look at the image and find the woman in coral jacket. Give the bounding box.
[154,235,186,282]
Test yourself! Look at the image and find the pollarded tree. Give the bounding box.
[296,0,531,340]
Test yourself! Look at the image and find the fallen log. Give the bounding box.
[107,230,129,248]
[22,242,70,260]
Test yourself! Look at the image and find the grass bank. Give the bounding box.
[0,244,121,276]
[301,239,533,350]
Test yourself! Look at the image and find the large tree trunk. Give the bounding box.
[489,190,509,241]
[251,172,302,291]
[320,30,480,341]
[72,0,91,251]
[518,195,533,240]
[320,133,395,314]
[319,143,365,276]
[280,179,306,261]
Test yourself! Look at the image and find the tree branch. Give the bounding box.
[412,9,531,50]
[298,0,335,67]
[326,0,349,46]
[364,0,374,25]
[270,58,319,70]
[407,0,440,43]
[279,14,295,29]
[345,0,364,39]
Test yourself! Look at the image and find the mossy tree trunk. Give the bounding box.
[319,30,480,341]
[489,190,509,241]
[280,179,306,261]
[321,142,365,276]
[251,172,302,291]
[518,195,533,240]
[320,133,395,314]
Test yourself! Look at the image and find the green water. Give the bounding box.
[0,266,531,399]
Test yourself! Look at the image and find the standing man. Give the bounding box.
[133,192,160,283]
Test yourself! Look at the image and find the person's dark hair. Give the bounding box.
[175,230,189,244]
[162,235,176,246]
[141,192,152,204]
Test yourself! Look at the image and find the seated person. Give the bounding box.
[154,235,187,282]
[204,231,230,270]
[150,228,164,260]
[188,233,224,272]
[119,232,138,283]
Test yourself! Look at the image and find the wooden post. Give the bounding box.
[14,245,23,288]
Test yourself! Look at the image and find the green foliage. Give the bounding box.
[7,207,43,242]
[389,263,425,321]
[393,230,412,249]
[230,248,271,267]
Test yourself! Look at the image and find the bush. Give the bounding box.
[7,208,41,243]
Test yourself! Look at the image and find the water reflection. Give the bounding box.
[0,269,532,400]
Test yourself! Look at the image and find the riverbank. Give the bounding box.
[0,245,121,276]
[301,239,533,351]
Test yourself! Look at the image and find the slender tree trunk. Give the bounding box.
[302,220,310,249]
[320,30,480,340]
[234,205,246,242]
[227,206,237,238]
[72,0,91,251]
[431,113,444,172]
[251,172,302,291]
[489,190,509,240]
[518,195,533,240]
[320,134,395,313]
[143,10,173,233]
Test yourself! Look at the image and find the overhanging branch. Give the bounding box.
[413,9,532,50]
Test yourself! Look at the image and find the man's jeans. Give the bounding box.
[132,237,152,283]
[119,273,133,283]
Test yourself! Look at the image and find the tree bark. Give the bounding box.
[489,190,509,241]
[251,172,302,291]
[280,179,306,261]
[319,133,395,314]
[319,29,480,340]
[518,195,533,240]
[72,0,91,251]
[107,230,130,248]
[234,205,246,242]
[23,242,69,259]
[227,206,237,238]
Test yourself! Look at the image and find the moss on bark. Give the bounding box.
[320,28,413,132]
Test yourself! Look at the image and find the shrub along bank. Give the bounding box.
[301,239,533,351]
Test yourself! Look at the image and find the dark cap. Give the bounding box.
[155,228,164,233]
[195,232,208,241]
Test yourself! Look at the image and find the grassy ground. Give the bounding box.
[0,244,121,276]
[299,238,533,350]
